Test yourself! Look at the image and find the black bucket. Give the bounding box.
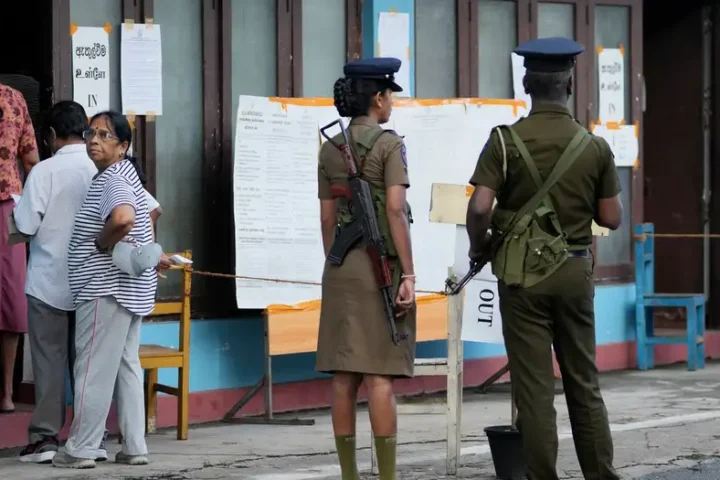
[484,425,528,479]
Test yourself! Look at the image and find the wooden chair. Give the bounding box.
[634,224,705,371]
[139,249,192,440]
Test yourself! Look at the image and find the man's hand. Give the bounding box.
[469,230,494,262]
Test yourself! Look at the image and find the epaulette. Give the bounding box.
[383,128,404,139]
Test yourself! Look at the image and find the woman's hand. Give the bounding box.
[156,253,174,278]
[395,277,415,316]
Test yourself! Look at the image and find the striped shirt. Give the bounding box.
[68,159,157,316]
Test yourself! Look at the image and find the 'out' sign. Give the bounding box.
[461,278,504,345]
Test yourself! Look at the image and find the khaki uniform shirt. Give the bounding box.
[317,116,409,199]
[470,104,621,247]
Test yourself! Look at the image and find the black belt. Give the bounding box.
[568,249,590,258]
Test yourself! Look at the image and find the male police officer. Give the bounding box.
[466,37,623,480]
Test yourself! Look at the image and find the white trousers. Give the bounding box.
[64,296,147,459]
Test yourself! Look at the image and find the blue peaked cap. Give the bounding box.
[514,37,585,72]
[343,57,403,92]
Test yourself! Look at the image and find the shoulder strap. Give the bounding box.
[506,127,592,229]
[494,126,508,181]
[356,126,391,149]
[352,126,392,173]
[506,126,589,212]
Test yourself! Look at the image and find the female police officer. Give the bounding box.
[315,57,416,480]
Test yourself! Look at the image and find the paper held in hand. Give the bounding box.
[170,254,193,265]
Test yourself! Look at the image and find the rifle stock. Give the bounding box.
[320,119,408,346]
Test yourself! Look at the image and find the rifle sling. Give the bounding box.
[498,127,591,238]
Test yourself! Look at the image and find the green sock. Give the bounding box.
[374,435,397,480]
[334,435,360,480]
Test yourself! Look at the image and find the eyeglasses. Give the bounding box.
[82,128,118,142]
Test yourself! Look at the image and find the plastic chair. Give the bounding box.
[634,223,705,371]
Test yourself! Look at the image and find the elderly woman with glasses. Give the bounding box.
[53,110,168,469]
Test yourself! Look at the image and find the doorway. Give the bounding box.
[0,0,55,405]
[0,0,55,160]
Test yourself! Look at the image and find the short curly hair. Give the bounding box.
[524,70,572,103]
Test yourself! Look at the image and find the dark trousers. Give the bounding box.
[26,295,74,443]
[499,258,620,480]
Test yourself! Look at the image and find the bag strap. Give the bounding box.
[353,126,391,173]
[506,126,589,212]
[503,127,592,232]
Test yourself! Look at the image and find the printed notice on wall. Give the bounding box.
[121,23,163,116]
[232,96,325,309]
[377,12,411,97]
[597,46,625,123]
[231,96,527,309]
[591,123,639,168]
[71,25,110,117]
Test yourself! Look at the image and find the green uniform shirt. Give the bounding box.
[469,104,622,247]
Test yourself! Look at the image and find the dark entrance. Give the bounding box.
[1,0,55,160]
[0,0,55,404]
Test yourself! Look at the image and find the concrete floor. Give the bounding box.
[2,362,720,479]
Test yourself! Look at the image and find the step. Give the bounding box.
[414,357,448,376]
[645,335,703,345]
[396,396,447,415]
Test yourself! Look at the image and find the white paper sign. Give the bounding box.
[377,12,411,97]
[453,225,504,344]
[461,278,504,344]
[72,26,111,117]
[121,23,163,116]
[591,123,638,167]
[511,52,531,111]
[598,47,625,123]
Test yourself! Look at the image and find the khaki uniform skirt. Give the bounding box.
[315,247,416,378]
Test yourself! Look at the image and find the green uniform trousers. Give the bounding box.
[498,256,620,480]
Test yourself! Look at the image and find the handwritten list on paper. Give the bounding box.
[71,26,111,117]
[377,12,411,96]
[597,47,625,123]
[233,96,324,309]
[121,23,163,116]
[591,123,638,168]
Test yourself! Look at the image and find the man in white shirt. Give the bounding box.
[13,101,97,463]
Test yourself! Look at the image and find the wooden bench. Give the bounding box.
[139,250,193,440]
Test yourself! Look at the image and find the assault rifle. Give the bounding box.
[444,259,484,296]
[319,119,408,346]
[445,235,494,295]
